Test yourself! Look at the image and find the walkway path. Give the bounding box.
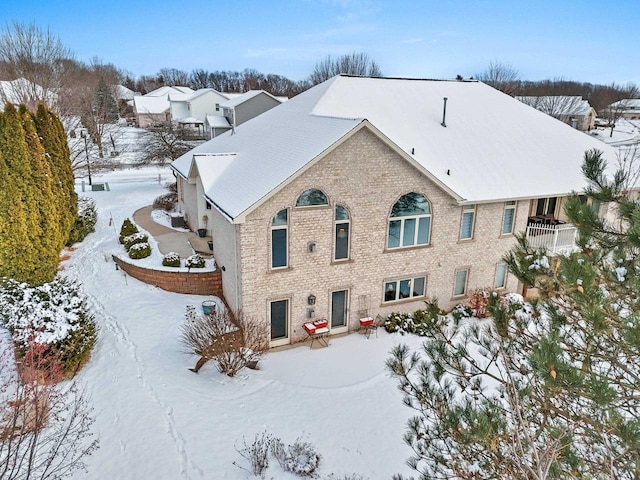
[132,206,213,258]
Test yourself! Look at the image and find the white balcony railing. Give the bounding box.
[525,223,579,256]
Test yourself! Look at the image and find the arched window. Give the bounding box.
[388,192,431,248]
[334,205,350,260]
[271,209,288,268]
[296,188,328,207]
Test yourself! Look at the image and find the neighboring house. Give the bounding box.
[605,99,640,120]
[171,75,614,347]
[219,90,285,129]
[0,77,57,108]
[133,85,194,128]
[169,88,229,123]
[517,95,597,131]
[204,115,232,139]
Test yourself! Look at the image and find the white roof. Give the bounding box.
[172,75,615,221]
[219,90,282,109]
[205,115,232,128]
[115,85,135,100]
[0,77,57,105]
[608,99,640,111]
[145,85,194,98]
[517,95,594,116]
[133,95,169,114]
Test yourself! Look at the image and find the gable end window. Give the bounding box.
[388,192,431,249]
[270,209,288,269]
[296,189,328,207]
[334,205,350,261]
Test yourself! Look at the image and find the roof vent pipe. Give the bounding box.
[441,97,448,128]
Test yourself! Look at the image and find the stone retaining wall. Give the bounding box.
[112,256,223,296]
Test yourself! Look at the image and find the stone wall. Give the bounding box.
[112,256,223,296]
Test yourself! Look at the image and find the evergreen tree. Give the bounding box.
[0,103,38,283]
[388,148,640,479]
[19,104,61,282]
[33,103,77,243]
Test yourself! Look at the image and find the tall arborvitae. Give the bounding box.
[19,104,62,282]
[0,103,38,283]
[33,103,77,244]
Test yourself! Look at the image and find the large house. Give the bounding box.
[133,86,194,127]
[517,95,597,131]
[171,75,614,347]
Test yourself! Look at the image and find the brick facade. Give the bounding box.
[237,126,528,345]
[112,255,223,296]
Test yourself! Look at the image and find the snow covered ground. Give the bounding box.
[59,167,421,479]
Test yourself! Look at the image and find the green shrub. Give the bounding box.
[384,312,412,333]
[185,254,205,268]
[123,232,149,250]
[128,242,151,259]
[119,218,138,244]
[450,303,473,323]
[0,277,97,375]
[67,196,97,245]
[162,252,181,267]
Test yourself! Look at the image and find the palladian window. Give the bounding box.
[388,192,432,249]
[296,189,328,207]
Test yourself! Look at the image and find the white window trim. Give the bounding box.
[383,275,427,303]
[502,201,517,235]
[270,209,288,270]
[334,206,351,261]
[459,205,476,240]
[453,268,470,297]
[495,263,508,289]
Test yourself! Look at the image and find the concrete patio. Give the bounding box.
[132,206,214,258]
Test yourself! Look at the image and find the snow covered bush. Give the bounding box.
[466,287,493,318]
[123,232,149,250]
[385,300,445,336]
[162,252,181,267]
[272,437,321,477]
[234,430,272,478]
[118,218,138,244]
[67,196,97,245]
[0,277,96,375]
[185,253,205,268]
[181,306,268,376]
[152,191,178,212]
[128,242,151,259]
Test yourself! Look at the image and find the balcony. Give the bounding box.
[525,222,578,256]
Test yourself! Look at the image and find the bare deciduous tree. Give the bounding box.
[158,67,190,87]
[140,122,193,166]
[181,306,269,376]
[476,60,520,96]
[0,341,97,479]
[310,52,382,85]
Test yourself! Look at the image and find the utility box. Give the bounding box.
[170,213,184,228]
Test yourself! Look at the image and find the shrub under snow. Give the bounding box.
[67,196,97,245]
[162,252,181,267]
[0,277,96,374]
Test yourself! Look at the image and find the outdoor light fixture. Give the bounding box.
[308,294,316,305]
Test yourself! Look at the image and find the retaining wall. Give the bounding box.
[112,256,223,296]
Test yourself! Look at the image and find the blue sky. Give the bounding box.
[1,0,638,84]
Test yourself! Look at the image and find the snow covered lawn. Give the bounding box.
[60,167,419,479]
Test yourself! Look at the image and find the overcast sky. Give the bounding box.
[1,0,638,85]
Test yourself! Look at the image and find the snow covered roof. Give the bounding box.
[115,85,135,100]
[205,115,231,128]
[0,77,57,105]
[133,95,169,114]
[219,90,282,109]
[177,116,203,124]
[517,95,594,116]
[607,99,640,111]
[169,88,228,103]
[172,75,615,222]
[145,85,194,98]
